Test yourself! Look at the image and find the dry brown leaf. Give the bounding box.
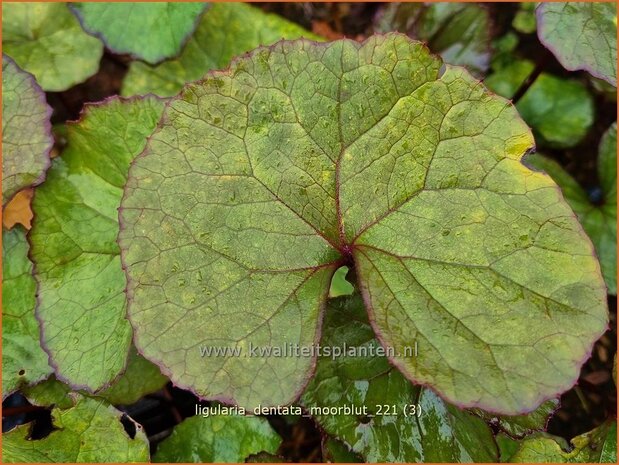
[3,188,34,230]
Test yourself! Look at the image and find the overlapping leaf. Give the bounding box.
[3,395,149,463]
[510,421,617,463]
[375,2,491,76]
[71,2,208,64]
[473,399,559,438]
[302,294,498,462]
[122,2,320,97]
[2,3,103,91]
[153,414,281,463]
[2,227,52,398]
[485,59,594,148]
[537,2,617,86]
[98,346,168,405]
[2,55,52,205]
[29,96,165,392]
[119,33,607,415]
[527,123,617,294]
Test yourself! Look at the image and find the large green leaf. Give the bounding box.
[2,3,103,92]
[2,55,52,205]
[302,294,498,462]
[30,96,165,392]
[153,414,281,463]
[510,420,617,463]
[526,123,617,294]
[98,346,168,405]
[537,2,617,86]
[485,59,594,148]
[2,395,150,463]
[375,2,491,77]
[122,2,320,97]
[70,2,208,64]
[2,227,52,398]
[119,34,608,414]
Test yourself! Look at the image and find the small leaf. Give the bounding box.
[2,55,52,205]
[23,377,75,410]
[485,59,594,148]
[537,2,617,86]
[98,346,168,405]
[302,294,498,462]
[512,3,537,34]
[329,266,355,298]
[30,96,165,392]
[122,2,321,97]
[2,3,103,91]
[119,34,608,414]
[2,227,52,398]
[375,2,491,76]
[510,420,617,463]
[153,414,281,463]
[2,395,150,463]
[526,123,617,294]
[70,2,209,64]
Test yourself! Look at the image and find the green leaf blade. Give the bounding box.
[119,34,608,415]
[2,227,52,398]
[537,2,617,86]
[153,414,281,463]
[2,55,52,205]
[352,65,608,415]
[122,2,321,97]
[2,3,103,91]
[71,2,208,64]
[302,294,498,463]
[30,96,166,392]
[3,396,150,463]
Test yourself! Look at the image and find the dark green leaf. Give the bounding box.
[375,2,491,76]
[302,294,498,462]
[485,59,594,148]
[153,414,281,463]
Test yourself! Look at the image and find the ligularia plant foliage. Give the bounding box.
[1,2,616,463]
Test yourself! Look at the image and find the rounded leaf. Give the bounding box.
[153,414,281,463]
[71,2,208,64]
[120,34,608,414]
[30,96,165,392]
[537,2,617,86]
[2,55,52,205]
[2,3,103,91]
[2,227,52,398]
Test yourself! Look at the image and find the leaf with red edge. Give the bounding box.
[537,2,617,86]
[119,34,608,414]
[29,96,165,392]
[2,55,52,206]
